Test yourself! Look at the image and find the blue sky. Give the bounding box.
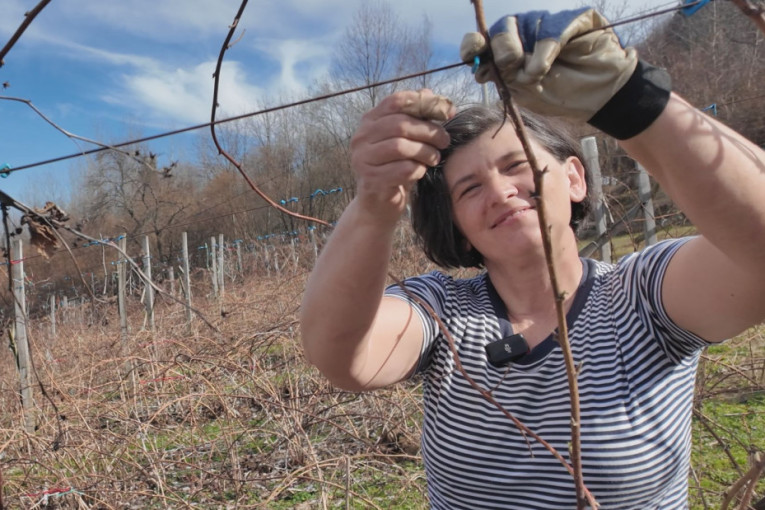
[0,0,675,207]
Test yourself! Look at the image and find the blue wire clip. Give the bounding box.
[701,103,718,116]
[681,0,711,17]
[0,163,10,178]
[471,56,480,74]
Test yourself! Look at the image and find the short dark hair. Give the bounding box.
[411,106,591,269]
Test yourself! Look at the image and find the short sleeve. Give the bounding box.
[617,237,713,362]
[384,271,453,375]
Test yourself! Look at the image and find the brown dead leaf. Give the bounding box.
[401,90,454,121]
[21,215,59,259]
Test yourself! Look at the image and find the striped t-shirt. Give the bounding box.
[385,238,710,509]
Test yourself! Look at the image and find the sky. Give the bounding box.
[0,0,678,208]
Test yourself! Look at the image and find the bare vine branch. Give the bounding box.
[0,96,175,177]
[389,272,600,504]
[210,0,332,229]
[469,1,592,508]
[0,0,53,68]
[0,189,220,332]
[9,62,462,174]
[721,450,765,510]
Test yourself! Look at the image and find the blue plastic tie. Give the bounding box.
[471,56,480,74]
[0,163,10,178]
[701,103,717,116]
[681,0,711,17]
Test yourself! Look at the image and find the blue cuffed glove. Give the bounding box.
[461,8,671,139]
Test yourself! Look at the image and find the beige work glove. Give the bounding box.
[461,8,671,139]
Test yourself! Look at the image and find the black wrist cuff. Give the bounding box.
[588,60,672,140]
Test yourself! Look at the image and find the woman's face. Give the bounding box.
[443,123,587,265]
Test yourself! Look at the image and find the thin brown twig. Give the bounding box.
[701,354,763,388]
[721,451,765,510]
[0,96,174,177]
[9,61,463,174]
[261,455,385,508]
[693,408,745,476]
[735,451,765,510]
[690,465,711,509]
[389,272,597,504]
[0,0,53,68]
[38,215,102,307]
[210,0,332,229]
[469,1,592,508]
[0,188,220,332]
[7,0,712,176]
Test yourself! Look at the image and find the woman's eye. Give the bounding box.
[460,184,479,198]
[503,161,528,174]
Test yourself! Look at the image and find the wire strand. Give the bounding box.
[7,63,464,174]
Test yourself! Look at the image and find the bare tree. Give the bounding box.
[640,0,765,143]
[77,147,196,262]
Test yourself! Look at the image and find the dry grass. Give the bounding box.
[0,244,429,509]
[0,234,762,509]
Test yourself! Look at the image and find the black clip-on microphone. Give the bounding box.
[485,333,529,367]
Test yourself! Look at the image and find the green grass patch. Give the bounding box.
[264,460,428,510]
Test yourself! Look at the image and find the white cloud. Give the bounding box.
[102,60,263,125]
[54,38,160,70]
[101,36,335,126]
[253,37,334,94]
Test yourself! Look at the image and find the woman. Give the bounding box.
[300,8,765,509]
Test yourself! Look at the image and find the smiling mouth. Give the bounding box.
[491,207,534,228]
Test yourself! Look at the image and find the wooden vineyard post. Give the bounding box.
[636,162,658,246]
[117,234,129,348]
[217,233,225,297]
[142,235,155,331]
[236,240,243,277]
[12,239,36,433]
[210,236,219,298]
[168,265,175,297]
[581,137,611,263]
[309,228,318,263]
[272,245,280,274]
[263,243,271,277]
[49,294,56,337]
[290,238,298,271]
[181,232,193,327]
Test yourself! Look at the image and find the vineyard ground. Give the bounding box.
[0,237,762,509]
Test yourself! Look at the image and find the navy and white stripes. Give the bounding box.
[385,238,709,509]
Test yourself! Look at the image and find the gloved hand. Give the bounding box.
[461,8,671,140]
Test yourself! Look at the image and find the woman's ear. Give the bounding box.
[566,157,587,203]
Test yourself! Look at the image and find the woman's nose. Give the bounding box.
[487,175,517,206]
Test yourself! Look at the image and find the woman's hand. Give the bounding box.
[461,8,670,140]
[350,89,454,224]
